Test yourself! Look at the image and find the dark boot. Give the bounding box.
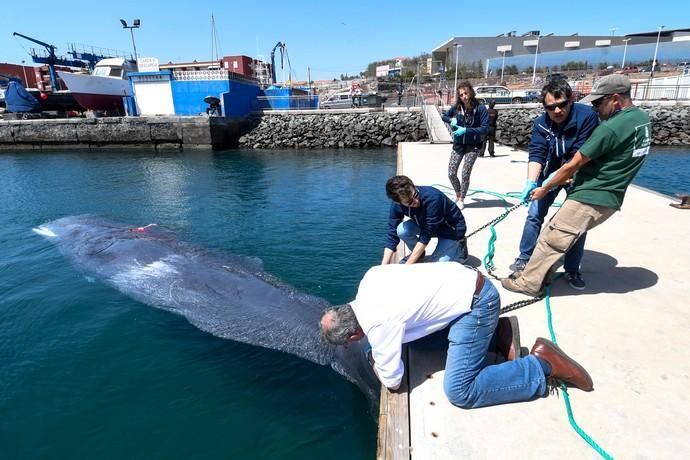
[495,316,520,361]
[530,338,593,391]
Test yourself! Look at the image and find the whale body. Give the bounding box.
[34,215,379,403]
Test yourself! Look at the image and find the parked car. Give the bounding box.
[522,89,541,103]
[546,72,567,82]
[319,89,385,109]
[319,90,355,109]
[475,85,538,104]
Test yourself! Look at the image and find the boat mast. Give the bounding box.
[211,14,223,67]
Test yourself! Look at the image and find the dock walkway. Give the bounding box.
[421,105,452,144]
[378,141,690,459]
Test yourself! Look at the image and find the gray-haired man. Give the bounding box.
[320,262,593,408]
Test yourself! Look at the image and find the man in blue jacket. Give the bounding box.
[509,79,599,290]
[382,175,467,265]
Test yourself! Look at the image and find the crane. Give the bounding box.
[12,32,87,90]
[270,41,291,85]
[67,43,124,71]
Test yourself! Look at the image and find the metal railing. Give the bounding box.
[253,95,319,110]
[631,83,690,101]
[172,70,259,85]
[418,88,453,143]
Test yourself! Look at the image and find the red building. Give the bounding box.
[221,56,255,77]
[0,63,38,88]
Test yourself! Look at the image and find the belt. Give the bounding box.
[474,271,486,297]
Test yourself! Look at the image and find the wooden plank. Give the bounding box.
[376,345,411,460]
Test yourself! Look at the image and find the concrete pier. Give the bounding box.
[0,116,242,151]
[378,141,690,459]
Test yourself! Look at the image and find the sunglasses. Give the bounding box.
[544,99,570,111]
[591,95,613,108]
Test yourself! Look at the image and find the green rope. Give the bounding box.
[482,225,498,273]
[436,185,612,458]
[544,284,614,460]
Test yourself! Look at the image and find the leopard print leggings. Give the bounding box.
[448,145,481,199]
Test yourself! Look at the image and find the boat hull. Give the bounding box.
[57,71,130,111]
[69,92,126,112]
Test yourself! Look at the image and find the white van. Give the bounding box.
[319,89,358,109]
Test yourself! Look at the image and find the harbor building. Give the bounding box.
[431,28,690,75]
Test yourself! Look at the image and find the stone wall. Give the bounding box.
[494,104,690,148]
[237,111,427,149]
[0,116,241,151]
[2,105,687,151]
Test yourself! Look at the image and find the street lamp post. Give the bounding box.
[453,43,462,92]
[621,38,631,69]
[650,25,665,80]
[531,33,553,85]
[500,50,507,83]
[531,35,541,85]
[120,19,141,62]
[21,60,28,87]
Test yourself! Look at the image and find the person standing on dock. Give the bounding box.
[319,263,594,408]
[509,79,599,290]
[381,175,467,265]
[480,100,499,157]
[502,74,651,297]
[442,81,489,209]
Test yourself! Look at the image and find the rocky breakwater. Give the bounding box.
[493,106,542,148]
[494,104,690,148]
[642,105,690,146]
[237,111,427,149]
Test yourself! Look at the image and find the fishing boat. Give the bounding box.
[57,58,136,111]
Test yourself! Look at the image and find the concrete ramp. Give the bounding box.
[422,105,452,143]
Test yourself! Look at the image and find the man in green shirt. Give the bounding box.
[502,74,651,296]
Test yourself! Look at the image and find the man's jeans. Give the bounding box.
[518,186,587,273]
[397,220,465,263]
[444,280,547,408]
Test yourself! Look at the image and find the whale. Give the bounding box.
[33,215,380,404]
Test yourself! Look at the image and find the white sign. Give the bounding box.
[376,65,390,77]
[137,57,160,72]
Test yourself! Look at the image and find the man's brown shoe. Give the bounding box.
[530,338,594,392]
[496,316,520,361]
[501,277,543,297]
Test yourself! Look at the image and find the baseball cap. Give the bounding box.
[580,74,631,104]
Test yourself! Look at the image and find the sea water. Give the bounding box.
[0,146,687,459]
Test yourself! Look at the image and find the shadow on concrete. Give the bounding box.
[479,154,509,158]
[465,198,516,210]
[548,249,659,297]
[463,254,483,268]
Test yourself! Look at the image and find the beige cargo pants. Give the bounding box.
[513,199,617,294]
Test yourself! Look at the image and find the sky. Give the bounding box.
[2,0,688,81]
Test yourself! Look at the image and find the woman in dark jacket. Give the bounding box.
[441,81,489,208]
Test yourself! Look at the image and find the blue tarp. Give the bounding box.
[5,81,39,113]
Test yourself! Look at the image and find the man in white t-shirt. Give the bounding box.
[320,262,593,408]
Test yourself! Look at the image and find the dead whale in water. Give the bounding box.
[34,215,379,403]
